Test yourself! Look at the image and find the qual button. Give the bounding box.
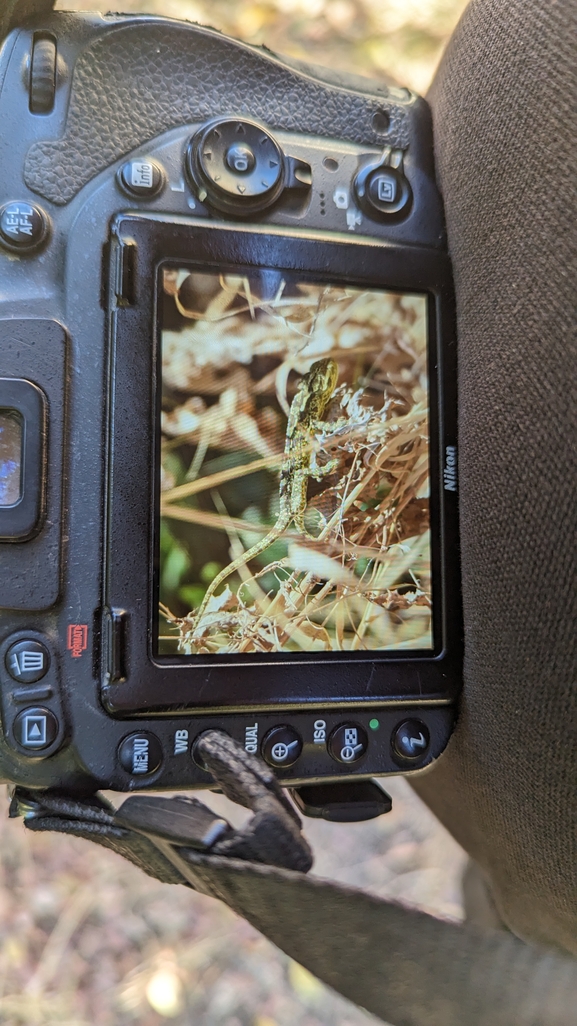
[261,725,303,768]
[6,639,50,683]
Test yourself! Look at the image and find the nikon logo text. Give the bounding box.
[443,446,457,492]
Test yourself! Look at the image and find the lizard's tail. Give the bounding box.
[191,515,293,630]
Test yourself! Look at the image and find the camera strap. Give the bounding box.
[10,730,577,1026]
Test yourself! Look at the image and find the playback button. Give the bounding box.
[13,707,59,752]
[261,726,303,768]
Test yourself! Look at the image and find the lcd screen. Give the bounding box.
[0,410,23,507]
[157,266,432,657]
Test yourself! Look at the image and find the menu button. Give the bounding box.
[118,732,163,776]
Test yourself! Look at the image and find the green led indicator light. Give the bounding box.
[369,718,380,731]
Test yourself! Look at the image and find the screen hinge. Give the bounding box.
[114,238,137,306]
[102,607,128,683]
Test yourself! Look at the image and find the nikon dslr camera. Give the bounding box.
[0,7,461,806]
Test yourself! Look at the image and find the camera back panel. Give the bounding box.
[0,13,461,793]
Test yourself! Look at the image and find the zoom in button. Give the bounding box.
[261,726,303,768]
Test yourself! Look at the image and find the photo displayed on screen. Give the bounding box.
[157,266,432,656]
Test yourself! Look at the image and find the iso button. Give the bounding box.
[118,732,163,777]
[328,723,368,765]
[261,726,303,768]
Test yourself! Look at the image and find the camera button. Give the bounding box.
[118,732,163,777]
[0,202,48,251]
[5,639,50,683]
[261,726,303,768]
[13,707,59,752]
[391,719,430,763]
[327,723,368,765]
[118,159,164,198]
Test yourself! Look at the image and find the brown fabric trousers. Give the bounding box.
[413,0,577,956]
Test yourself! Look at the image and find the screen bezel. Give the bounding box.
[103,213,461,715]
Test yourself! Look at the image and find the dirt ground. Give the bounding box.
[0,779,466,1025]
[4,2,469,1023]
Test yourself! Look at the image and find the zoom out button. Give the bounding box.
[328,723,368,764]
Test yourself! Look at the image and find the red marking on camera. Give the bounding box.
[67,624,88,658]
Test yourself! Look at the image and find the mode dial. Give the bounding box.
[188,118,289,216]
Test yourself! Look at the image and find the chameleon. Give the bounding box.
[191,357,340,629]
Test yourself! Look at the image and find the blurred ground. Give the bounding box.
[5,2,469,1024]
[0,779,465,1025]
